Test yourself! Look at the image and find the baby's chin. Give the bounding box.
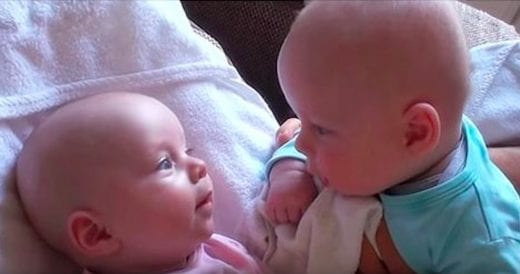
[326,178,383,197]
[200,218,215,240]
[205,218,215,240]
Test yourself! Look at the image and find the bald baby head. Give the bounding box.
[280,0,469,110]
[16,92,180,256]
[277,1,471,194]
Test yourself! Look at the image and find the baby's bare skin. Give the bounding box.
[17,93,214,273]
[275,118,520,273]
[268,1,520,272]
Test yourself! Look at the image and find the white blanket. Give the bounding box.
[0,1,278,273]
[258,187,382,274]
[465,39,520,146]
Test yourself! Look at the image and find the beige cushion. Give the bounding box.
[454,1,519,48]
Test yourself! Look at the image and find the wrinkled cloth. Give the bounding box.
[0,1,278,273]
[465,39,520,146]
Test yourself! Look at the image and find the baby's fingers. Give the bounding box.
[287,206,304,224]
[265,203,287,224]
[274,207,290,224]
[264,203,277,224]
[276,118,301,146]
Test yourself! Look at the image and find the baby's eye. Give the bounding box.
[157,157,173,170]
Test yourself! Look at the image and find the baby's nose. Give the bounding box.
[187,156,207,183]
[295,131,313,156]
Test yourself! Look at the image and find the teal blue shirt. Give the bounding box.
[381,118,520,273]
[266,118,520,273]
[265,136,306,176]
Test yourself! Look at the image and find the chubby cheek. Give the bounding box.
[137,185,195,229]
[317,149,351,186]
[162,192,195,227]
[313,149,337,177]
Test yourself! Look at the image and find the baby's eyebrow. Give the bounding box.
[310,121,328,130]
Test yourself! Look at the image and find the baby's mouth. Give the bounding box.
[196,191,212,210]
[321,176,329,187]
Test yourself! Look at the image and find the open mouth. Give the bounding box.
[196,191,212,210]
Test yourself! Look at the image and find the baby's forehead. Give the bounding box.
[55,93,174,133]
[35,93,177,161]
[291,3,462,91]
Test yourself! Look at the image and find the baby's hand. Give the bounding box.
[265,159,318,224]
[276,118,301,146]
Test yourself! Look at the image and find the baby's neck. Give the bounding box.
[86,249,197,274]
[411,123,465,182]
[386,131,465,195]
[410,150,455,182]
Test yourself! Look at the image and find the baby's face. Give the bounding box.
[89,99,214,270]
[279,59,405,196]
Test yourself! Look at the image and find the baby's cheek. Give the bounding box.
[320,152,342,173]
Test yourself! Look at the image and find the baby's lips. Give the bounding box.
[318,176,329,187]
[196,190,212,210]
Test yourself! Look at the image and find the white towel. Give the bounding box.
[257,186,382,274]
[465,39,520,146]
[0,1,278,273]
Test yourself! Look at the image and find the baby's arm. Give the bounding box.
[265,135,318,224]
[276,119,412,273]
[489,147,520,191]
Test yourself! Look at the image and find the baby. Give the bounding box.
[266,1,520,273]
[16,92,262,274]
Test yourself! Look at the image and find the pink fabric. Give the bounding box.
[177,234,263,274]
[84,234,263,274]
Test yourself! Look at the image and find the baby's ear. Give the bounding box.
[401,102,440,155]
[67,210,120,257]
